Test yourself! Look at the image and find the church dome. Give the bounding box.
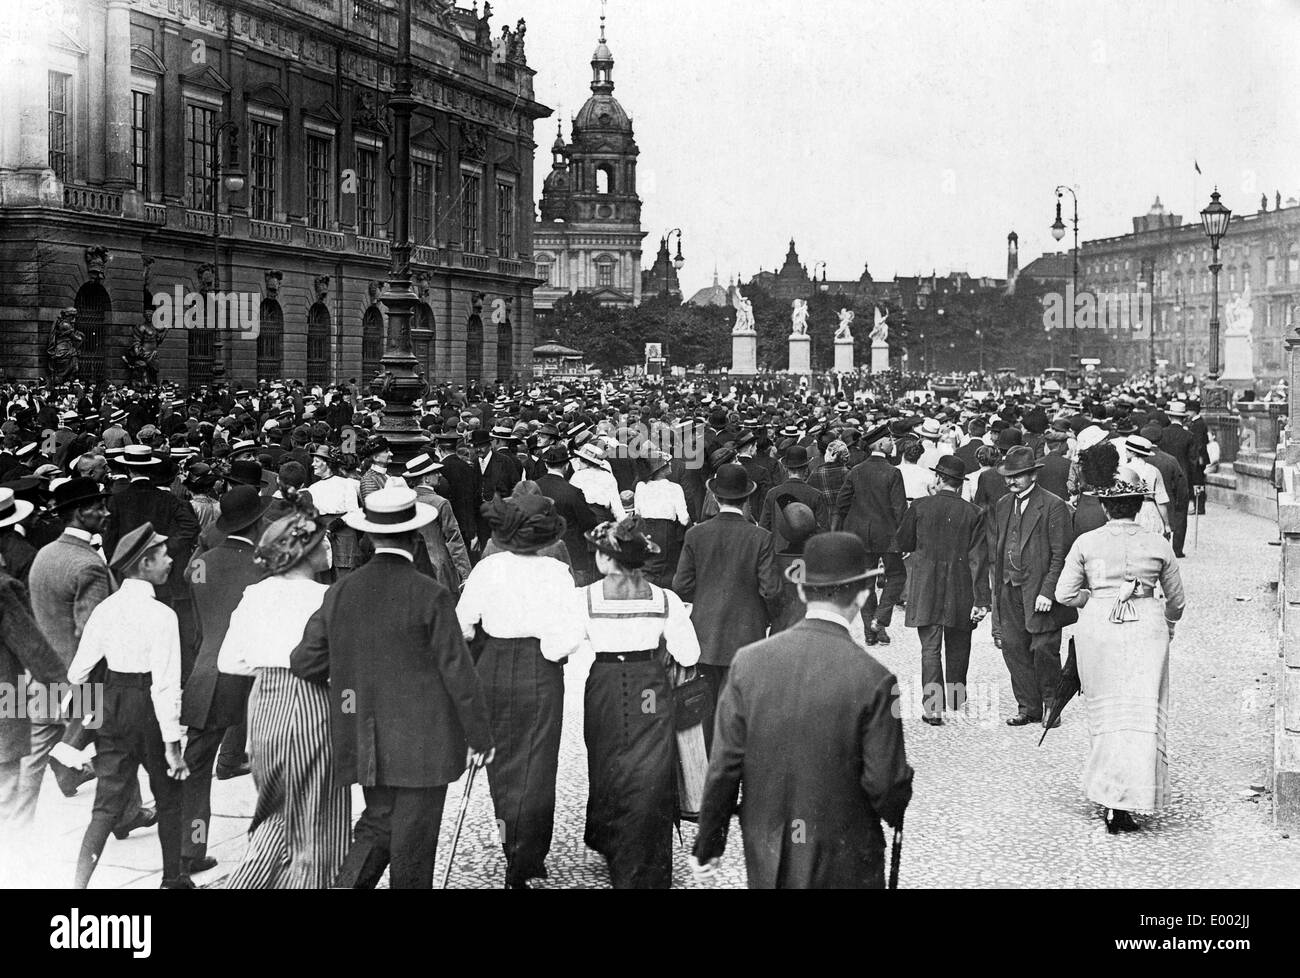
[574,94,631,132]
[688,271,730,308]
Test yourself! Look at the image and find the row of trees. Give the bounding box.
[544,278,1072,375]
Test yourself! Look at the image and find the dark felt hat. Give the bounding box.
[708,462,757,501]
[997,446,1044,477]
[783,531,883,587]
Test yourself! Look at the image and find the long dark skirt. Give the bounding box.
[583,658,676,889]
[476,634,564,886]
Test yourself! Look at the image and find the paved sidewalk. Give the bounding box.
[3,502,1296,889]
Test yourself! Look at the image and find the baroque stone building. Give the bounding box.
[532,14,646,318]
[0,0,551,390]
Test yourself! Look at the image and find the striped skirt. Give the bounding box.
[226,667,351,889]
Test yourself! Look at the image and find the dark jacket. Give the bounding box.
[973,467,1008,512]
[895,490,990,628]
[757,479,829,553]
[834,455,907,552]
[672,511,781,668]
[1157,422,1198,490]
[290,554,493,788]
[181,537,262,728]
[1148,448,1190,507]
[0,571,66,764]
[103,477,200,606]
[1037,451,1071,501]
[536,472,599,564]
[437,452,480,545]
[693,619,913,888]
[987,485,1078,634]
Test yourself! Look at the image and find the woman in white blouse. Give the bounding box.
[579,517,700,889]
[570,441,625,523]
[632,451,690,588]
[457,494,584,889]
[217,501,349,889]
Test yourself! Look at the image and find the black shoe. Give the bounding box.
[183,856,218,874]
[874,627,890,646]
[50,758,94,798]
[160,875,196,889]
[1174,551,1186,558]
[1105,809,1139,834]
[864,627,878,646]
[112,806,158,840]
[921,715,943,727]
[1006,714,1039,726]
[215,761,251,781]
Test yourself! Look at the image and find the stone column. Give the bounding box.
[104,0,133,189]
[788,334,810,374]
[835,337,854,373]
[731,330,757,376]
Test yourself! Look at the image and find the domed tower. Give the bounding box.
[539,120,571,222]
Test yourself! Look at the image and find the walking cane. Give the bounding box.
[439,760,482,890]
[888,818,904,890]
[1193,488,1202,550]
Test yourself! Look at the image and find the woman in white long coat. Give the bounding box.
[1054,480,1186,833]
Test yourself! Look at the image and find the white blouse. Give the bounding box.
[218,578,330,675]
[571,466,626,520]
[307,475,361,516]
[457,551,585,662]
[578,582,700,666]
[633,480,690,525]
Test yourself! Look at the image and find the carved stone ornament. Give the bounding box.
[264,269,283,299]
[313,275,331,302]
[85,246,110,282]
[459,121,488,162]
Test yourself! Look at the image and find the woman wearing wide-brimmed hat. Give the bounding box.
[1054,480,1185,834]
[457,493,584,887]
[570,440,624,524]
[218,495,350,887]
[578,517,700,888]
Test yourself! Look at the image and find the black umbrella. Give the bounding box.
[888,817,904,890]
[1038,638,1080,745]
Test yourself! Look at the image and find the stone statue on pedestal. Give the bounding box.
[791,298,809,336]
[835,308,854,340]
[870,306,890,344]
[732,288,755,334]
[123,311,169,387]
[47,307,83,383]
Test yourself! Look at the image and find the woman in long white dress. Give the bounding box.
[1054,480,1186,833]
[219,499,350,887]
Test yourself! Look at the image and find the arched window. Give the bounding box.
[362,306,384,380]
[73,283,111,384]
[307,302,331,386]
[465,312,483,382]
[187,329,214,389]
[595,164,613,194]
[257,299,284,381]
[496,317,513,382]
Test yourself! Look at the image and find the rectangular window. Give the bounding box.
[356,146,378,237]
[48,71,71,181]
[460,171,481,252]
[131,91,151,194]
[598,263,614,288]
[412,161,434,246]
[1266,256,1277,287]
[496,182,515,257]
[306,134,332,229]
[185,104,216,211]
[249,120,278,221]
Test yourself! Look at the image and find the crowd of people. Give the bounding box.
[0,368,1206,887]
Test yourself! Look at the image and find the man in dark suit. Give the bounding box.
[987,446,1078,727]
[472,429,519,551]
[535,445,598,575]
[758,444,829,552]
[291,487,494,889]
[1158,403,1199,553]
[690,532,912,889]
[432,432,479,550]
[672,463,781,751]
[101,445,200,658]
[734,430,771,517]
[833,427,907,645]
[179,486,269,875]
[1037,432,1072,500]
[894,455,990,725]
[1185,398,1210,515]
[1144,424,1190,556]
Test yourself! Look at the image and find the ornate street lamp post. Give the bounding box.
[210,121,244,379]
[1200,188,1232,391]
[665,228,686,271]
[371,0,428,466]
[1051,185,1080,390]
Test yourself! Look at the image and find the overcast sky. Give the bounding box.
[505,0,1300,297]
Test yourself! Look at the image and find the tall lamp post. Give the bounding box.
[371,0,428,466]
[665,228,686,271]
[1051,185,1080,390]
[210,121,244,379]
[1200,188,1232,406]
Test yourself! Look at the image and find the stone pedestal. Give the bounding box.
[834,338,854,373]
[1223,332,1254,386]
[871,339,889,374]
[731,330,757,376]
[787,334,810,374]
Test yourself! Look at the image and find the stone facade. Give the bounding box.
[0,0,551,390]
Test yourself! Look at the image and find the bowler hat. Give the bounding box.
[931,454,967,481]
[997,446,1044,477]
[50,477,111,512]
[782,444,811,469]
[784,531,882,587]
[541,444,571,467]
[774,496,819,556]
[216,485,273,534]
[225,458,264,487]
[707,462,757,501]
[470,429,493,448]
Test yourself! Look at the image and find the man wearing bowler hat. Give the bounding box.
[894,455,990,725]
[691,532,911,888]
[432,430,480,551]
[672,462,781,751]
[68,522,191,888]
[758,444,829,553]
[988,446,1077,727]
[535,443,599,580]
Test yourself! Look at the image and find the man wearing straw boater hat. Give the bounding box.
[690,532,911,889]
[673,462,782,751]
[989,446,1078,728]
[291,486,493,888]
[68,522,191,889]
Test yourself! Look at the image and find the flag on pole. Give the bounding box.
[1194,160,1202,175]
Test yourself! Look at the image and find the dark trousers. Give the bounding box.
[1170,502,1189,555]
[332,784,448,889]
[180,724,225,863]
[698,663,730,754]
[861,552,906,629]
[997,583,1062,720]
[218,721,247,771]
[917,624,972,717]
[74,679,183,888]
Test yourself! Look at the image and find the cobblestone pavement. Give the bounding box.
[4,503,1297,889]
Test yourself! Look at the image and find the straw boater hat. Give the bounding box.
[574,441,610,469]
[585,517,660,569]
[1125,435,1155,458]
[0,487,33,530]
[112,444,164,470]
[402,453,443,480]
[1166,401,1189,418]
[344,486,436,535]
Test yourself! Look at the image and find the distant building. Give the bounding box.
[641,236,682,301]
[533,14,646,319]
[532,341,586,379]
[687,270,730,308]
